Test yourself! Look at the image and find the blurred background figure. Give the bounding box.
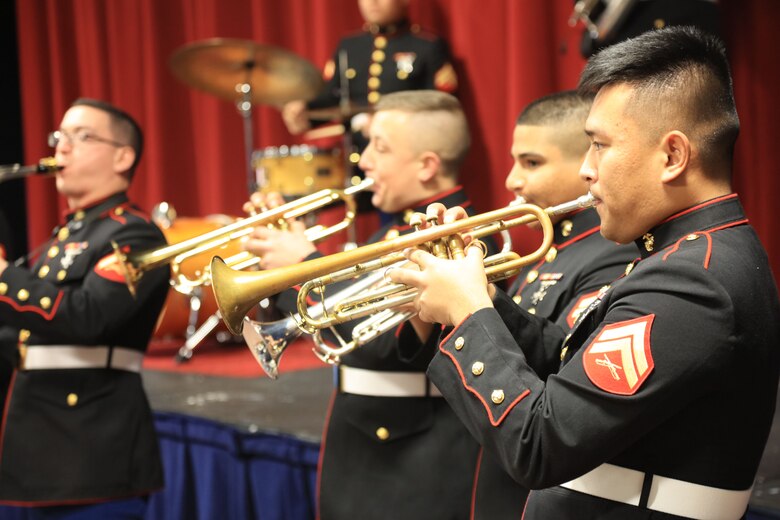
[570,0,721,57]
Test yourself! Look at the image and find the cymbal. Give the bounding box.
[170,38,324,106]
[307,103,374,121]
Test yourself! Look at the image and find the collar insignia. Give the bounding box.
[642,233,655,252]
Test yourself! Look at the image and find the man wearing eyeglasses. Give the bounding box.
[0,98,169,519]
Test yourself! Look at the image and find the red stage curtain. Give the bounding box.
[14,0,780,277]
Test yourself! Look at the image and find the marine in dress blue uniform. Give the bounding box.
[254,91,483,519]
[0,99,168,513]
[431,195,777,519]
[0,193,168,504]
[275,187,495,520]
[473,207,637,519]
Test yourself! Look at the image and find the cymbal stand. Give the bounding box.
[237,61,257,194]
[338,49,358,249]
[176,62,257,363]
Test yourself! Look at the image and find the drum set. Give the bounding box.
[156,38,363,360]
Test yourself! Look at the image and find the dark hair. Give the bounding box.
[578,26,739,172]
[516,90,594,127]
[70,98,144,180]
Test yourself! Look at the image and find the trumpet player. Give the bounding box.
[244,90,497,519]
[460,90,636,518]
[391,27,780,520]
[0,99,168,518]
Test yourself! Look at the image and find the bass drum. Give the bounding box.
[153,213,242,340]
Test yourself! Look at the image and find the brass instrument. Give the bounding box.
[241,226,513,379]
[111,178,374,296]
[0,157,61,183]
[212,195,596,369]
[240,267,392,378]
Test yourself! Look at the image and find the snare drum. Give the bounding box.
[153,214,242,340]
[252,145,345,197]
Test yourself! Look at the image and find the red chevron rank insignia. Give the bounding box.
[583,314,655,395]
[566,290,600,328]
[94,249,128,283]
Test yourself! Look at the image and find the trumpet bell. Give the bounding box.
[242,316,302,379]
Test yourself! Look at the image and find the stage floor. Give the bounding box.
[143,367,333,443]
[141,366,780,514]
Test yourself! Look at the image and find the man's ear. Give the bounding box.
[113,146,136,176]
[417,151,441,183]
[660,130,690,184]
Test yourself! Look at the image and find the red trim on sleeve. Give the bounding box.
[439,312,472,344]
[438,328,531,426]
[0,290,63,320]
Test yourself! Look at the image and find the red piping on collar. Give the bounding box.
[657,193,737,226]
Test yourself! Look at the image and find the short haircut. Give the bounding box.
[578,26,740,175]
[70,98,144,180]
[375,90,470,177]
[516,90,594,160]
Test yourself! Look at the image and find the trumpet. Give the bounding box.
[0,157,61,183]
[242,227,513,378]
[241,267,394,378]
[111,178,374,296]
[212,194,596,340]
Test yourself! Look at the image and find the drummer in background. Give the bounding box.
[281,0,458,206]
[244,90,492,519]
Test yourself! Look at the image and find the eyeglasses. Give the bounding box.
[48,129,127,149]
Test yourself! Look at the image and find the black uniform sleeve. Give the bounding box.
[428,258,738,488]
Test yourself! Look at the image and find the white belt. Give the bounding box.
[338,366,442,397]
[560,463,752,520]
[22,345,144,372]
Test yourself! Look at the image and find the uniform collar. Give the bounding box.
[554,207,599,245]
[391,185,469,227]
[62,192,129,225]
[364,18,411,36]
[634,193,745,258]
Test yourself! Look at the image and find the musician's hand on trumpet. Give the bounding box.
[389,204,495,327]
[242,190,317,270]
